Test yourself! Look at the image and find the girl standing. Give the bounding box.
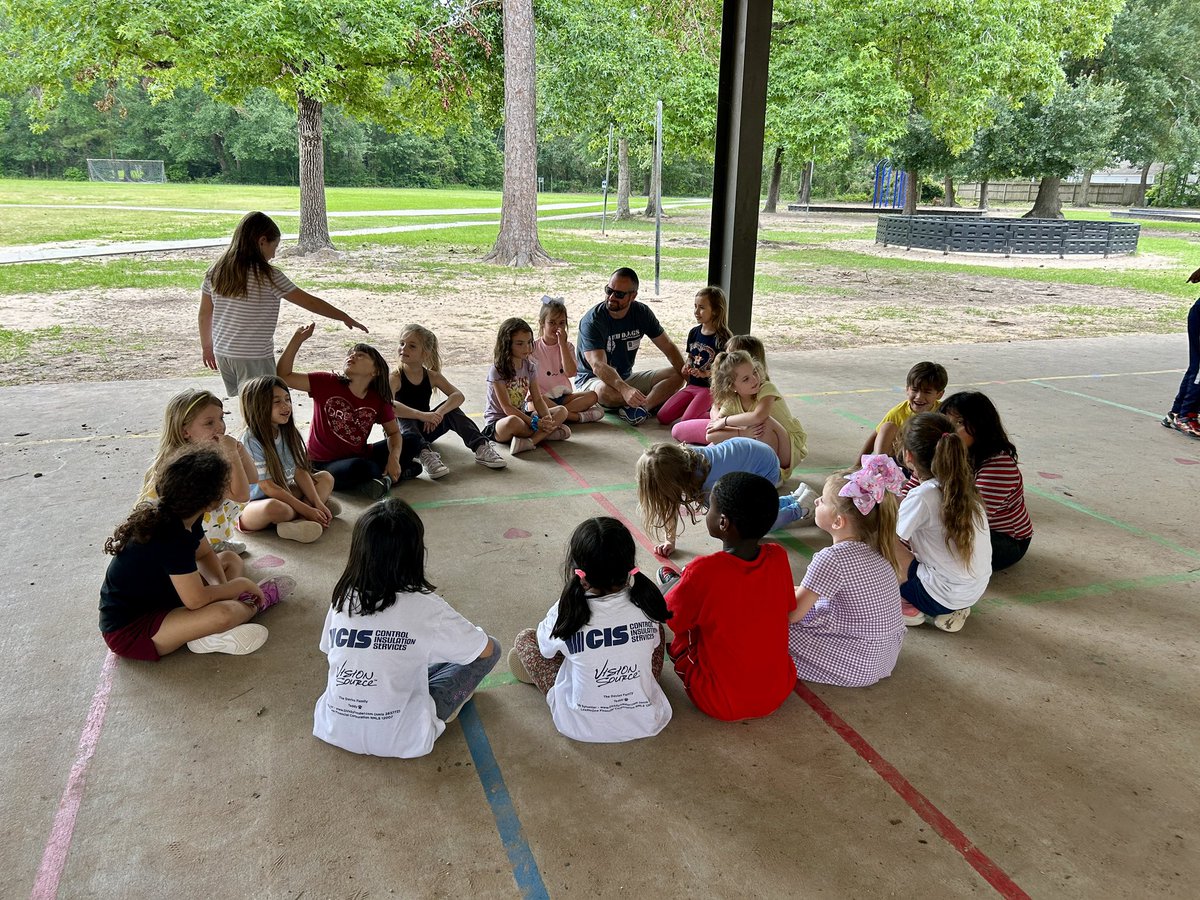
[940,391,1033,570]
[277,323,418,498]
[313,498,498,758]
[101,446,292,660]
[199,211,367,396]
[636,438,816,558]
[659,286,731,431]
[508,517,673,742]
[896,413,991,632]
[531,298,603,423]
[484,317,569,455]
[705,350,808,479]
[140,389,257,554]
[1161,267,1200,437]
[238,375,340,544]
[789,457,907,687]
[390,324,507,477]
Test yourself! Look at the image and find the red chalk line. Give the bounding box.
[543,441,1029,899]
[32,651,119,900]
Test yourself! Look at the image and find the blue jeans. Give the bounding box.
[899,559,956,617]
[427,635,499,721]
[1170,297,1200,416]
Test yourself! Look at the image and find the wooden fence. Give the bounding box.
[956,181,1142,206]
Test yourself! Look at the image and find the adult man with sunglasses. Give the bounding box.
[575,267,686,425]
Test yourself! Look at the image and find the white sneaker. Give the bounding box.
[789,483,819,522]
[932,607,971,633]
[510,436,536,454]
[324,497,342,517]
[213,540,247,555]
[419,447,450,479]
[903,610,927,627]
[577,405,605,423]
[546,424,572,441]
[474,441,507,469]
[187,623,268,655]
[277,520,323,543]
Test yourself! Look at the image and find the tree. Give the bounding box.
[0,0,494,252]
[484,0,551,266]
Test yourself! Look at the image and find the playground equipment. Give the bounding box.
[872,161,906,209]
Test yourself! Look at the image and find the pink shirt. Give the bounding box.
[530,338,575,400]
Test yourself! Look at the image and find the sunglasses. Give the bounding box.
[604,285,632,299]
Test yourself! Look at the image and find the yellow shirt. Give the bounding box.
[718,379,808,477]
[877,398,941,454]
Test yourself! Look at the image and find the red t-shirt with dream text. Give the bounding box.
[305,371,395,462]
[667,542,797,721]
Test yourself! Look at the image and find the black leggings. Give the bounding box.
[313,440,417,491]
[991,530,1031,571]
[398,405,486,453]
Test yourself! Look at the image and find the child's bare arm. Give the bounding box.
[283,287,367,332]
[429,370,466,413]
[860,430,878,458]
[277,324,314,394]
[492,381,532,425]
[873,422,899,456]
[199,292,217,370]
[219,435,253,503]
[789,586,819,623]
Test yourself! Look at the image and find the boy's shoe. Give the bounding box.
[546,424,572,441]
[508,648,534,685]
[1161,411,1179,429]
[418,447,450,479]
[443,689,479,724]
[618,406,649,427]
[213,540,247,555]
[474,441,507,469]
[251,575,296,612]
[657,566,682,587]
[187,623,268,655]
[510,436,536,454]
[277,520,323,543]
[324,497,342,518]
[1174,414,1200,438]
[932,607,971,633]
[577,405,605,423]
[362,475,393,500]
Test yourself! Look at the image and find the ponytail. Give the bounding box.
[629,572,672,625]
[931,431,985,564]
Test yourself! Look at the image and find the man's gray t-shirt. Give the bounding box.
[574,301,665,387]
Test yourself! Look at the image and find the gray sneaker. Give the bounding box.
[474,441,508,468]
[419,447,450,479]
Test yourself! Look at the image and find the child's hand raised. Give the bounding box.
[294,322,316,343]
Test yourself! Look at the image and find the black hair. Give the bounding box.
[611,266,640,290]
[344,342,392,404]
[493,317,534,381]
[331,498,435,616]
[940,391,1018,470]
[550,517,671,639]
[106,446,230,554]
[710,472,779,541]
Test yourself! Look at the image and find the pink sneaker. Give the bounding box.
[247,576,297,613]
[900,599,927,626]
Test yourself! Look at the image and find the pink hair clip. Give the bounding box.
[574,568,586,579]
[629,567,640,576]
[838,454,906,515]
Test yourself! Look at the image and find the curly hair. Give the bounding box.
[709,349,764,411]
[106,446,231,555]
[709,472,778,541]
[493,317,534,381]
[725,334,768,378]
[636,442,711,540]
[901,412,985,565]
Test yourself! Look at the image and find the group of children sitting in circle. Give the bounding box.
[98,211,1035,757]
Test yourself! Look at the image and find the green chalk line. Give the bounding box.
[1028,380,1160,419]
[830,407,876,427]
[409,482,636,511]
[769,531,817,560]
[479,670,520,691]
[1028,484,1200,562]
[981,569,1200,607]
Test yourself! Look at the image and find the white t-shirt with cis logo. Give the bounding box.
[313,591,489,758]
[536,588,672,743]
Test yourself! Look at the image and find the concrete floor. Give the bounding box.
[2,334,1197,898]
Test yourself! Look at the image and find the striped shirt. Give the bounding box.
[204,267,297,359]
[976,452,1033,539]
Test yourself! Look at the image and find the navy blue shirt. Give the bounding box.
[575,301,665,387]
[684,325,723,387]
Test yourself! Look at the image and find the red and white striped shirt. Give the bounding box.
[976,453,1033,539]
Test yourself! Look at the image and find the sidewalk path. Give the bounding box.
[0,201,710,264]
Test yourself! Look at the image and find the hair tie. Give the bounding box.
[574,568,586,580]
[939,431,954,442]
[542,294,564,306]
[838,454,906,515]
[629,567,640,576]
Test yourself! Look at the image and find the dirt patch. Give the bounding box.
[0,223,1191,386]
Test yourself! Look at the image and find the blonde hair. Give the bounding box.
[399,324,441,373]
[822,472,902,577]
[636,443,711,540]
[695,286,733,347]
[726,334,768,378]
[710,350,764,411]
[150,389,223,481]
[238,375,311,488]
[902,412,985,564]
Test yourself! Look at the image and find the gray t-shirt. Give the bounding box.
[574,301,665,386]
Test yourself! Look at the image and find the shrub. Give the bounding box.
[62,166,86,181]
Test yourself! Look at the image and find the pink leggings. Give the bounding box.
[658,385,712,436]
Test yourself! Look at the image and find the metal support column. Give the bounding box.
[706,0,774,334]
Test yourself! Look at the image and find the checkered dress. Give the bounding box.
[788,541,905,687]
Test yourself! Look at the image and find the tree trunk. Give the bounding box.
[296,91,333,253]
[943,173,958,207]
[763,146,783,213]
[643,153,663,217]
[1023,176,1064,219]
[978,178,990,210]
[484,0,551,266]
[616,137,632,220]
[797,161,813,205]
[1077,169,1093,208]
[1133,161,1152,207]
[902,168,918,214]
